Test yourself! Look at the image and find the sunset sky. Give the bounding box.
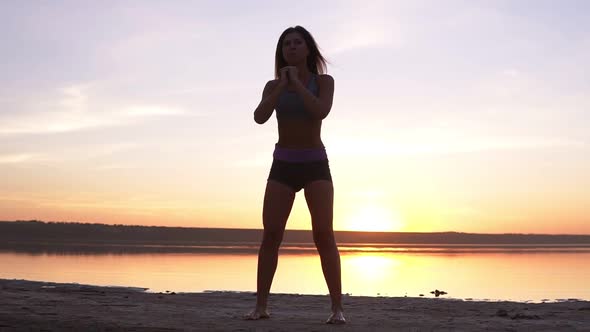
[1,1,589,234]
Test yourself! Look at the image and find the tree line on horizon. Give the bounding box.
[1,220,589,245]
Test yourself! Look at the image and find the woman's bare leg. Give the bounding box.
[245,179,296,320]
[304,180,345,324]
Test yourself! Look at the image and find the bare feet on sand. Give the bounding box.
[243,308,270,320]
[326,310,346,324]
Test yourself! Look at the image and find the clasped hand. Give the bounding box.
[278,66,299,87]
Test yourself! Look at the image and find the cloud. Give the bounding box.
[325,24,403,56]
[0,153,38,164]
[328,133,587,158]
[320,1,405,56]
[0,142,142,166]
[0,83,197,135]
[92,164,138,171]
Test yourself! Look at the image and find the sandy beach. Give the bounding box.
[0,279,589,331]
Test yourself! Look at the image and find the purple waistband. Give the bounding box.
[273,144,328,162]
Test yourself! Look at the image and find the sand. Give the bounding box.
[1,279,589,331]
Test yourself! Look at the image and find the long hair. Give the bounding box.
[274,26,329,79]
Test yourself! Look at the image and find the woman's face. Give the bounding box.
[282,32,309,65]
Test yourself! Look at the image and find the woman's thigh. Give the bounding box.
[262,179,296,232]
[304,179,334,233]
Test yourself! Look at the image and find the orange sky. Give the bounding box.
[1,2,589,234]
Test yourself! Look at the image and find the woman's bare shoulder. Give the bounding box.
[261,79,279,93]
[317,74,334,82]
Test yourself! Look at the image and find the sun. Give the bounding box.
[343,204,405,232]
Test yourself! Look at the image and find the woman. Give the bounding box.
[245,26,346,324]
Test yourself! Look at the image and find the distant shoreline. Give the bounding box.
[3,219,589,236]
[2,221,590,252]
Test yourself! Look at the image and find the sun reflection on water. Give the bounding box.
[341,253,403,296]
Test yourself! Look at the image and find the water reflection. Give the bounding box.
[343,254,402,296]
[1,250,589,302]
[3,243,589,256]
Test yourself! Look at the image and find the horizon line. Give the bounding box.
[2,220,589,237]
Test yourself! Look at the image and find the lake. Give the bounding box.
[2,247,589,303]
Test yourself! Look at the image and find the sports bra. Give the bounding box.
[275,74,319,120]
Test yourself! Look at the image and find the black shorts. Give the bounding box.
[267,159,333,192]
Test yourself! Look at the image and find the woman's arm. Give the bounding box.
[253,79,286,125]
[293,74,334,120]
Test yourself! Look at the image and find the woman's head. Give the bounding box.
[274,26,329,79]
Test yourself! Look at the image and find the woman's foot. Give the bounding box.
[243,308,270,320]
[326,309,346,324]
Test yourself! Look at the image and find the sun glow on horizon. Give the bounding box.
[343,204,405,232]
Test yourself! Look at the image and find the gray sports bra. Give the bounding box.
[275,74,319,120]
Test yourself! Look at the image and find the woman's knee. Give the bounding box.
[262,229,284,248]
[313,229,335,248]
